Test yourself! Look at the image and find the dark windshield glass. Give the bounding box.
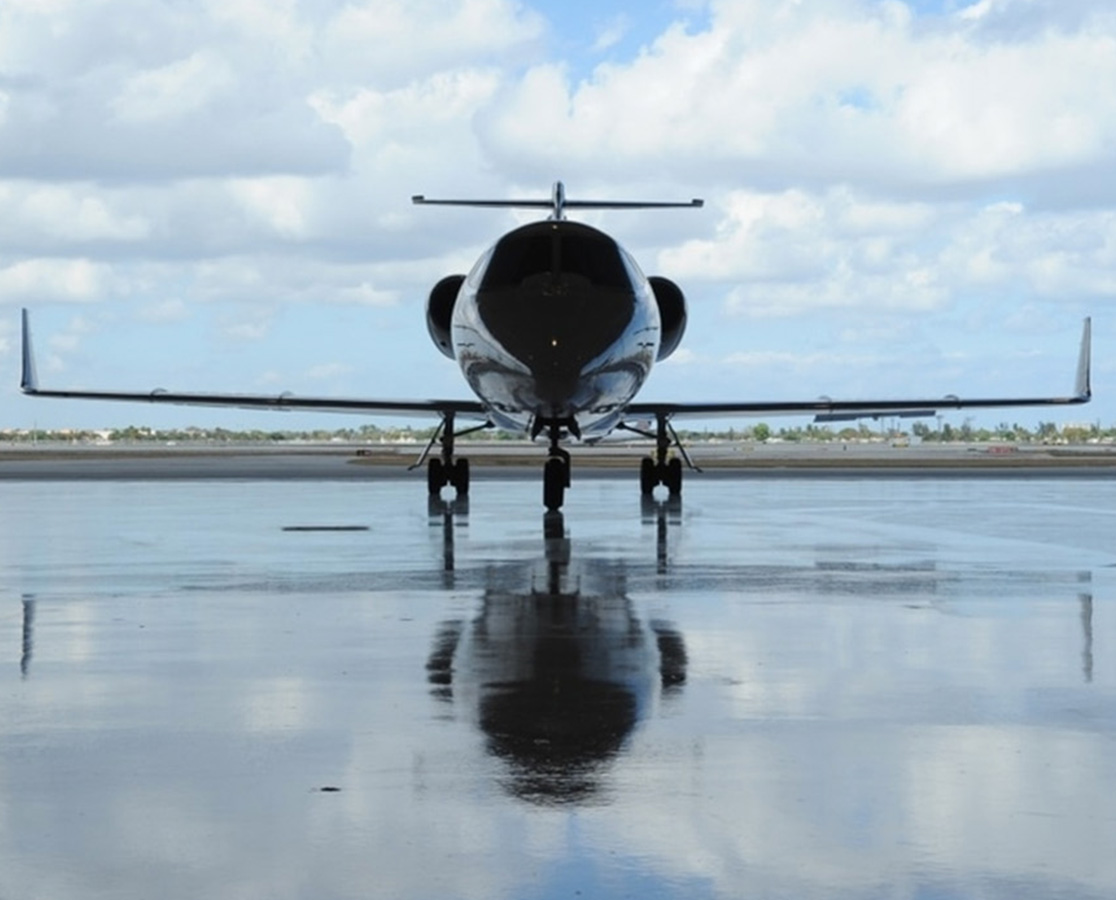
[481,223,629,290]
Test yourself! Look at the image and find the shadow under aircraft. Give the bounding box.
[426,509,687,806]
[20,181,1092,512]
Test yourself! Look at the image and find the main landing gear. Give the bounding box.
[621,412,699,499]
[640,455,682,496]
[428,455,470,496]
[412,412,491,499]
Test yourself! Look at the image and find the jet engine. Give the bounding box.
[426,274,464,359]
[649,276,687,361]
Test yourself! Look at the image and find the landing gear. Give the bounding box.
[639,455,682,496]
[625,412,698,498]
[543,456,568,511]
[541,420,572,512]
[429,457,470,495]
[413,412,488,499]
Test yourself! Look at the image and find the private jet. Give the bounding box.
[20,182,1092,511]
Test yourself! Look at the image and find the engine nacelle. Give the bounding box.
[426,274,464,359]
[649,276,687,361]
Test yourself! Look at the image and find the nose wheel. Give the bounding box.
[543,454,570,511]
[540,419,573,511]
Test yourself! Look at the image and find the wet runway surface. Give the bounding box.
[1,472,1114,899]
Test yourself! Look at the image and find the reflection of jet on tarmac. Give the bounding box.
[20,182,1092,511]
[427,511,686,805]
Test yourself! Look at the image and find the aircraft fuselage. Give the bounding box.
[451,220,660,437]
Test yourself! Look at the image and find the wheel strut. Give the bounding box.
[632,413,696,497]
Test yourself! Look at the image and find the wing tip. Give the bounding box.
[1075,316,1092,401]
[20,308,39,394]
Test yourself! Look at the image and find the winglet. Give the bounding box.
[1075,317,1092,400]
[20,308,39,394]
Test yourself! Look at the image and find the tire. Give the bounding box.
[427,457,446,495]
[665,457,683,495]
[452,458,470,496]
[640,457,658,495]
[544,457,566,511]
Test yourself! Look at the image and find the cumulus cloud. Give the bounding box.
[0,257,113,303]
[137,298,190,323]
[218,307,274,342]
[479,0,1116,198]
[1,0,1114,426]
[1,184,150,243]
[591,14,631,52]
[111,50,236,123]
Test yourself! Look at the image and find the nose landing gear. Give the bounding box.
[541,419,573,512]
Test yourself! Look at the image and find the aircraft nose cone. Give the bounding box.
[479,280,633,390]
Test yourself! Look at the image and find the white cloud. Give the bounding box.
[335,282,398,307]
[720,347,881,371]
[226,177,315,239]
[662,186,1116,320]
[592,14,631,52]
[137,298,190,323]
[13,185,150,242]
[2,0,1115,427]
[661,187,950,316]
[204,0,314,63]
[305,361,353,380]
[111,50,235,123]
[320,0,544,87]
[480,0,1116,196]
[0,258,110,303]
[219,310,273,342]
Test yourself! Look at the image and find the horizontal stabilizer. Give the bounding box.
[414,181,702,221]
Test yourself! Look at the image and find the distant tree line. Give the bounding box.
[2,419,1110,445]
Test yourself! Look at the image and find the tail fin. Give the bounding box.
[413,181,703,221]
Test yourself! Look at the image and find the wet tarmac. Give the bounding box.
[1,467,1113,899]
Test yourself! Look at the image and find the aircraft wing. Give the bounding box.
[626,318,1092,422]
[19,310,489,420]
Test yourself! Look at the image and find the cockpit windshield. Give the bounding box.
[481,222,630,291]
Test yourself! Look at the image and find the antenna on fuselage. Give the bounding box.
[412,182,704,221]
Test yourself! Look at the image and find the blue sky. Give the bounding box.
[1,0,1114,432]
